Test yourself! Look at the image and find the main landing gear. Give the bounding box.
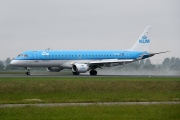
[72,69,97,75]
[90,69,97,75]
[25,67,31,75]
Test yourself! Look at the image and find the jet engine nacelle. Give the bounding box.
[72,63,89,73]
[46,67,63,72]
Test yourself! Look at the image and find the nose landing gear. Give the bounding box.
[25,67,31,75]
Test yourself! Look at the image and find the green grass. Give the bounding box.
[0,104,179,120]
[0,77,179,104]
[0,77,179,119]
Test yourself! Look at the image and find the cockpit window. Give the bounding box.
[24,54,28,57]
[17,54,28,57]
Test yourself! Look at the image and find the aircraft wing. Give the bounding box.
[88,59,134,67]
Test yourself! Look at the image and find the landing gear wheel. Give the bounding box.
[72,72,80,75]
[26,68,31,75]
[90,70,97,75]
[26,72,30,75]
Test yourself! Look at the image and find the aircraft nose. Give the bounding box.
[10,60,18,66]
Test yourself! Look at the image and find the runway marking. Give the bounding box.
[0,102,180,108]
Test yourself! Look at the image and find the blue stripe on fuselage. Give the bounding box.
[14,50,147,60]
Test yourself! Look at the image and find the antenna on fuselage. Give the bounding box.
[45,48,52,51]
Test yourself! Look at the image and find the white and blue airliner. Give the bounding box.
[10,26,168,75]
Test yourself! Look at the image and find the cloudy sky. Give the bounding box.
[0,0,179,63]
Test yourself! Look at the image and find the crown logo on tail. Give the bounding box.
[139,35,150,43]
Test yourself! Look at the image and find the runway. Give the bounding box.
[0,74,180,78]
[1,102,180,108]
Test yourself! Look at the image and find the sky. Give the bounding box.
[0,0,180,63]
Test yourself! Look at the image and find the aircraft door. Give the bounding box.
[34,51,39,62]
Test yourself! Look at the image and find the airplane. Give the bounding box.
[10,26,168,75]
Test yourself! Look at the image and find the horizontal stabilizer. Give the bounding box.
[149,51,170,56]
[136,51,170,60]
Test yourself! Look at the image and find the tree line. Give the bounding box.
[0,57,180,72]
[108,57,180,74]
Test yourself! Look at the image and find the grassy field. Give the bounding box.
[0,104,179,120]
[0,77,179,119]
[0,77,179,104]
